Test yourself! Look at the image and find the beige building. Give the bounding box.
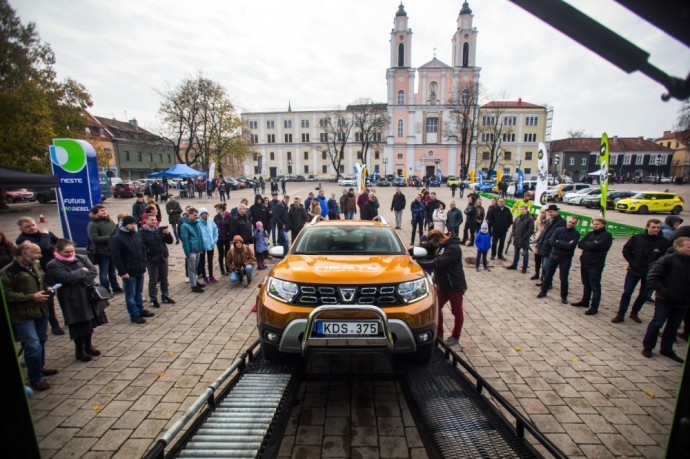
[655,130,689,182]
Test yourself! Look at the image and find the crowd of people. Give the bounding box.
[2,182,689,393]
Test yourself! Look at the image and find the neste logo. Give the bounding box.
[50,140,86,173]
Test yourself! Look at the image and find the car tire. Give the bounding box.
[410,342,434,364]
[671,206,682,215]
[638,205,649,214]
[37,195,47,204]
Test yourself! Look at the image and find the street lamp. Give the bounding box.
[383,157,388,176]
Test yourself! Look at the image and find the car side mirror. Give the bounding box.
[269,246,285,258]
[412,247,428,258]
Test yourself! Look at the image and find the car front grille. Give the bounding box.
[295,284,400,307]
[616,203,628,209]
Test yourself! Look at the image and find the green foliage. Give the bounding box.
[0,0,91,173]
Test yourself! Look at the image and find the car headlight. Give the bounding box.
[398,278,429,303]
[266,277,299,303]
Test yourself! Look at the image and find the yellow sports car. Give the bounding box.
[446,176,461,187]
[615,191,684,215]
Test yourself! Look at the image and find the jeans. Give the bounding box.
[476,250,488,269]
[540,256,572,299]
[270,220,278,244]
[97,255,121,291]
[147,258,169,301]
[345,211,354,220]
[217,240,231,273]
[511,246,529,269]
[642,301,687,353]
[541,254,550,281]
[491,231,507,258]
[230,265,254,283]
[278,228,289,255]
[14,315,48,384]
[411,218,424,243]
[197,249,215,278]
[394,210,403,228]
[437,289,464,340]
[186,253,201,287]
[580,266,603,308]
[122,275,145,318]
[170,222,180,242]
[617,272,650,316]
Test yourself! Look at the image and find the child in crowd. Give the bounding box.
[475,222,491,271]
[253,221,269,269]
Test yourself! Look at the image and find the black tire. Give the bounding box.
[36,195,47,204]
[410,342,434,364]
[671,206,682,215]
[638,205,648,214]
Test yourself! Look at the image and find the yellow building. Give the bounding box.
[655,130,689,182]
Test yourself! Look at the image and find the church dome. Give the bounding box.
[396,3,407,17]
[460,1,472,15]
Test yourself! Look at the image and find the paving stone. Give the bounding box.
[89,428,132,451]
[299,406,326,425]
[295,425,324,445]
[379,436,410,458]
[40,427,79,450]
[378,417,405,436]
[58,436,98,458]
[325,416,350,436]
[351,426,378,447]
[278,435,295,457]
[352,408,377,427]
[596,433,641,456]
[321,435,350,457]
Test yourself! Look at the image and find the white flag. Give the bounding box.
[534,143,549,207]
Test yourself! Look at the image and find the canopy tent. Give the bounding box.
[0,167,59,189]
[147,164,206,178]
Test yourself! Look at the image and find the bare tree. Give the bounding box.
[675,100,690,144]
[476,92,512,173]
[319,111,354,179]
[449,81,481,178]
[567,128,589,138]
[347,98,389,170]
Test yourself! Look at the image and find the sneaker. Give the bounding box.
[537,292,546,298]
[506,266,517,270]
[184,277,189,283]
[31,380,51,391]
[476,267,480,272]
[191,285,204,293]
[484,267,490,271]
[659,350,684,363]
[140,309,155,318]
[629,313,642,323]
[561,297,568,304]
[196,282,206,288]
[52,327,65,336]
[611,315,624,323]
[521,268,527,274]
[41,368,59,376]
[131,316,146,324]
[207,276,219,284]
[445,336,459,346]
[161,296,176,304]
[584,308,598,315]
[150,300,160,309]
[535,282,543,287]
[571,300,588,307]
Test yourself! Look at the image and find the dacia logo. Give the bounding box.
[339,288,356,302]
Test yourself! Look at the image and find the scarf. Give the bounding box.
[53,251,75,263]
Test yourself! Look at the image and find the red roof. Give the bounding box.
[550,137,672,153]
[481,98,544,109]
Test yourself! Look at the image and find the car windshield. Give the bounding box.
[292,226,405,255]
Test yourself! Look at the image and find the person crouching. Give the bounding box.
[226,235,256,287]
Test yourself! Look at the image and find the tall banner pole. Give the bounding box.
[599,133,609,218]
[535,143,549,207]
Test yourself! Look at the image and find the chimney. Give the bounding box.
[129,119,138,128]
[517,98,522,105]
[663,131,670,136]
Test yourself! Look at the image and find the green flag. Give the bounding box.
[599,133,609,217]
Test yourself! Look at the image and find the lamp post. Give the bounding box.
[383,157,388,177]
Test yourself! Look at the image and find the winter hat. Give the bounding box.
[256,221,263,228]
[198,207,209,216]
[122,216,137,226]
[481,222,489,231]
[232,235,244,243]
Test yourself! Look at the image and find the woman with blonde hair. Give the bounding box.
[308,199,322,220]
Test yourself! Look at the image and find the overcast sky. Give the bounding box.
[11,0,690,141]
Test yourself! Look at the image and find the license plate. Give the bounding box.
[315,321,379,336]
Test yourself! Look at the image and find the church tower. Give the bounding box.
[386,3,415,107]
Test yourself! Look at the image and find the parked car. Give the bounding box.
[294,175,306,182]
[31,187,57,204]
[223,178,239,190]
[306,175,319,182]
[546,183,590,202]
[428,177,442,187]
[376,178,392,187]
[615,191,684,215]
[563,187,597,205]
[582,190,637,209]
[338,176,357,186]
[257,218,437,363]
[446,176,460,187]
[3,188,35,203]
[113,181,138,198]
[392,176,407,187]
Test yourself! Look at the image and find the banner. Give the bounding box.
[535,142,549,206]
[495,169,502,192]
[436,168,442,185]
[517,169,524,196]
[403,167,408,184]
[469,169,475,184]
[208,161,216,181]
[478,170,484,185]
[599,133,609,217]
[49,139,102,247]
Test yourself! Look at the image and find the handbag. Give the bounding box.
[88,285,112,302]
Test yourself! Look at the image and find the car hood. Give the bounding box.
[271,254,425,283]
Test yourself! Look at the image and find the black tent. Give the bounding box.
[0,166,58,189]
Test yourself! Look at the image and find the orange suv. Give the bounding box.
[257,218,438,363]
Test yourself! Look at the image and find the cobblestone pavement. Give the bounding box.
[1,182,686,458]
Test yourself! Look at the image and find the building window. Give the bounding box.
[158,154,163,163]
[482,152,490,160]
[462,42,469,67]
[579,158,586,166]
[267,134,275,143]
[251,134,258,143]
[481,133,495,142]
[357,151,362,160]
[610,154,617,165]
[284,133,293,143]
[287,152,292,161]
[269,152,275,161]
[398,43,405,66]
[167,154,171,163]
[504,116,516,126]
[623,154,632,165]
[355,132,362,142]
[322,165,328,174]
[319,118,328,127]
[525,116,538,126]
[426,117,438,133]
[301,119,309,128]
[375,151,380,160]
[569,157,575,166]
[301,133,309,142]
[336,133,344,142]
[267,120,275,129]
[284,120,292,128]
[137,152,142,161]
[525,151,533,160]
[482,116,495,126]
[503,167,511,175]
[461,89,469,106]
[397,153,403,159]
[304,165,309,173]
[634,155,643,165]
[322,151,327,160]
[504,151,512,161]
[502,133,515,142]
[397,90,405,105]
[320,133,328,142]
[397,119,403,137]
[287,165,292,174]
[524,133,537,142]
[304,151,309,160]
[337,117,346,128]
[524,167,532,175]
[249,120,257,129]
[124,151,130,161]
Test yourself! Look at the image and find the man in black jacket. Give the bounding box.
[486,198,513,260]
[390,188,406,229]
[612,219,670,324]
[288,196,309,241]
[571,218,613,315]
[537,216,580,303]
[506,205,534,273]
[140,214,174,308]
[272,195,291,254]
[641,237,690,363]
[110,216,154,324]
[214,204,232,276]
[417,230,467,347]
[361,192,379,220]
[535,205,565,284]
